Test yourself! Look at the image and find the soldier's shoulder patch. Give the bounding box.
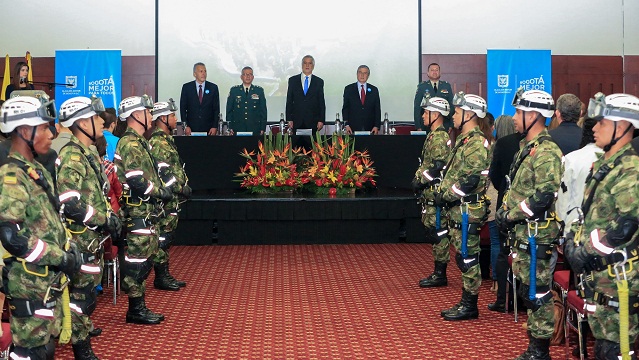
[130,142,139,147]
[3,172,17,185]
[232,85,242,89]
[440,80,449,84]
[70,154,81,162]
[254,85,263,89]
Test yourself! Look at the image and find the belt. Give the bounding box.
[446,192,485,208]
[585,242,639,272]
[589,291,639,315]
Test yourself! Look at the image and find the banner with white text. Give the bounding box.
[487,49,551,119]
[55,50,122,111]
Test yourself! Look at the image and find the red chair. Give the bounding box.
[392,124,415,135]
[270,125,281,135]
[565,290,588,360]
[0,322,11,358]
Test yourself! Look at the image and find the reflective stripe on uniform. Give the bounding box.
[591,229,614,255]
[520,200,534,217]
[34,308,55,319]
[83,205,95,223]
[24,239,47,263]
[80,264,101,274]
[130,228,154,235]
[125,255,147,263]
[452,184,466,197]
[59,190,81,203]
[125,170,144,178]
[69,302,83,314]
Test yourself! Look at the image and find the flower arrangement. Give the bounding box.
[304,134,377,195]
[235,133,308,193]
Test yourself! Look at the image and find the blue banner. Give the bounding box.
[487,49,551,119]
[55,50,121,110]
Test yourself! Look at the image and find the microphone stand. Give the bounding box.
[28,81,72,90]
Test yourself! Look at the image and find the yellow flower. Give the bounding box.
[267,154,275,164]
[327,171,337,183]
[249,166,258,177]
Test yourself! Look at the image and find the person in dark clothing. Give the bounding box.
[548,93,583,155]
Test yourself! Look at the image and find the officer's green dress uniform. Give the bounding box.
[226,84,267,135]
[413,81,454,131]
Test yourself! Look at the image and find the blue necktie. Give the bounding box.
[303,76,309,95]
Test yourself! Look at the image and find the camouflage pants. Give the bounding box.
[152,212,179,266]
[512,248,554,339]
[422,205,450,263]
[449,228,481,295]
[70,257,103,344]
[122,232,159,298]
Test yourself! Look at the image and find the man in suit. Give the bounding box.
[342,65,381,134]
[179,62,220,135]
[286,55,326,133]
[413,63,454,131]
[226,66,267,136]
[548,93,583,155]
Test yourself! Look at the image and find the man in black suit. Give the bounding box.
[179,62,220,135]
[286,55,326,133]
[342,65,381,134]
[548,93,583,154]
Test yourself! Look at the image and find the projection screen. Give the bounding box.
[158,0,419,123]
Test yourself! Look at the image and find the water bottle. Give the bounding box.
[218,113,224,136]
[382,112,389,135]
[279,113,286,135]
[334,113,342,135]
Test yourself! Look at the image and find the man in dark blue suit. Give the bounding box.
[179,62,220,135]
[342,65,381,134]
[286,55,326,133]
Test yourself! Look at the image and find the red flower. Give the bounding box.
[355,181,362,187]
[329,188,337,195]
[315,179,323,186]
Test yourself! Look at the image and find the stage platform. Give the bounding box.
[174,188,426,246]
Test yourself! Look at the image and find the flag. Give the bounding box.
[26,51,33,83]
[1,54,10,101]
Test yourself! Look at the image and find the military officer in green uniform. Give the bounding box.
[149,99,191,291]
[495,88,561,360]
[435,92,491,321]
[115,95,174,325]
[226,66,267,135]
[0,96,82,359]
[57,96,122,359]
[413,63,454,131]
[564,93,639,360]
[412,96,453,288]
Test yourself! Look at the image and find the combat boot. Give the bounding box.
[165,261,186,287]
[72,337,99,360]
[440,289,465,317]
[153,263,180,291]
[595,339,635,360]
[126,296,163,324]
[419,261,448,288]
[515,331,551,360]
[443,290,478,321]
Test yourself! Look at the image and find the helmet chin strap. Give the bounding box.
[16,126,39,157]
[520,110,540,137]
[457,109,476,131]
[76,116,98,143]
[132,110,149,131]
[603,121,632,152]
[159,115,172,131]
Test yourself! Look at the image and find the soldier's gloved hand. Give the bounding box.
[62,197,88,224]
[101,213,122,242]
[58,242,83,277]
[433,192,446,208]
[159,166,177,191]
[563,235,594,274]
[181,184,192,199]
[157,187,173,202]
[495,208,512,231]
[411,177,426,193]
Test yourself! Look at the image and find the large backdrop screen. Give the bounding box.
[158,0,418,123]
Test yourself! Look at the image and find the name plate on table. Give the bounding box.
[296,129,313,136]
[191,132,208,136]
[236,132,253,136]
[354,131,371,136]
[410,131,427,135]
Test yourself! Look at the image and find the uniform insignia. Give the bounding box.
[441,89,449,93]
[530,146,537,156]
[251,94,259,100]
[3,175,17,185]
[71,154,81,162]
[463,138,469,144]
[130,142,139,147]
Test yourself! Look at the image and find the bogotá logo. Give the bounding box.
[65,76,77,89]
[88,76,115,95]
[498,75,508,88]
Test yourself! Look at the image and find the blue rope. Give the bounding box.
[461,211,469,258]
[528,233,537,301]
[436,207,441,230]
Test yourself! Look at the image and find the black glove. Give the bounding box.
[58,242,83,277]
[62,197,88,224]
[101,213,122,242]
[157,187,173,202]
[433,192,446,208]
[181,184,192,199]
[494,208,512,231]
[563,235,594,274]
[159,167,177,190]
[411,177,426,193]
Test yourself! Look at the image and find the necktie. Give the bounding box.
[198,84,203,104]
[433,82,438,93]
[303,76,309,95]
[360,85,366,105]
[245,87,249,95]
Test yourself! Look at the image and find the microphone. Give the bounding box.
[19,77,25,84]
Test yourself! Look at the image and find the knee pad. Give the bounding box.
[518,284,552,311]
[122,257,153,283]
[70,285,97,316]
[455,252,479,273]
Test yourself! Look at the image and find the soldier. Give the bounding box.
[56,96,122,359]
[412,96,452,288]
[495,88,561,360]
[0,97,82,359]
[413,63,454,131]
[435,92,491,321]
[149,99,192,291]
[564,93,639,360]
[115,95,174,324]
[226,66,267,136]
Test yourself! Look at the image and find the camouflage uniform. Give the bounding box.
[0,153,66,351]
[438,126,491,295]
[56,136,111,344]
[565,144,639,348]
[148,127,188,268]
[114,128,166,298]
[415,125,452,262]
[504,129,562,339]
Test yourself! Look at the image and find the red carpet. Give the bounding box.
[53,244,571,359]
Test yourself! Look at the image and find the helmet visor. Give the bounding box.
[421,96,448,113]
[3,99,57,123]
[167,98,177,112]
[511,86,555,112]
[588,93,639,121]
[453,91,485,113]
[59,96,105,121]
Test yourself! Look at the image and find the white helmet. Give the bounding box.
[512,88,555,118]
[453,92,487,118]
[420,96,450,117]
[1,96,56,133]
[118,95,153,121]
[588,92,639,128]
[58,96,105,128]
[151,99,177,121]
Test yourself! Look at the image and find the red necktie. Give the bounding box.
[198,84,203,104]
[360,85,366,105]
